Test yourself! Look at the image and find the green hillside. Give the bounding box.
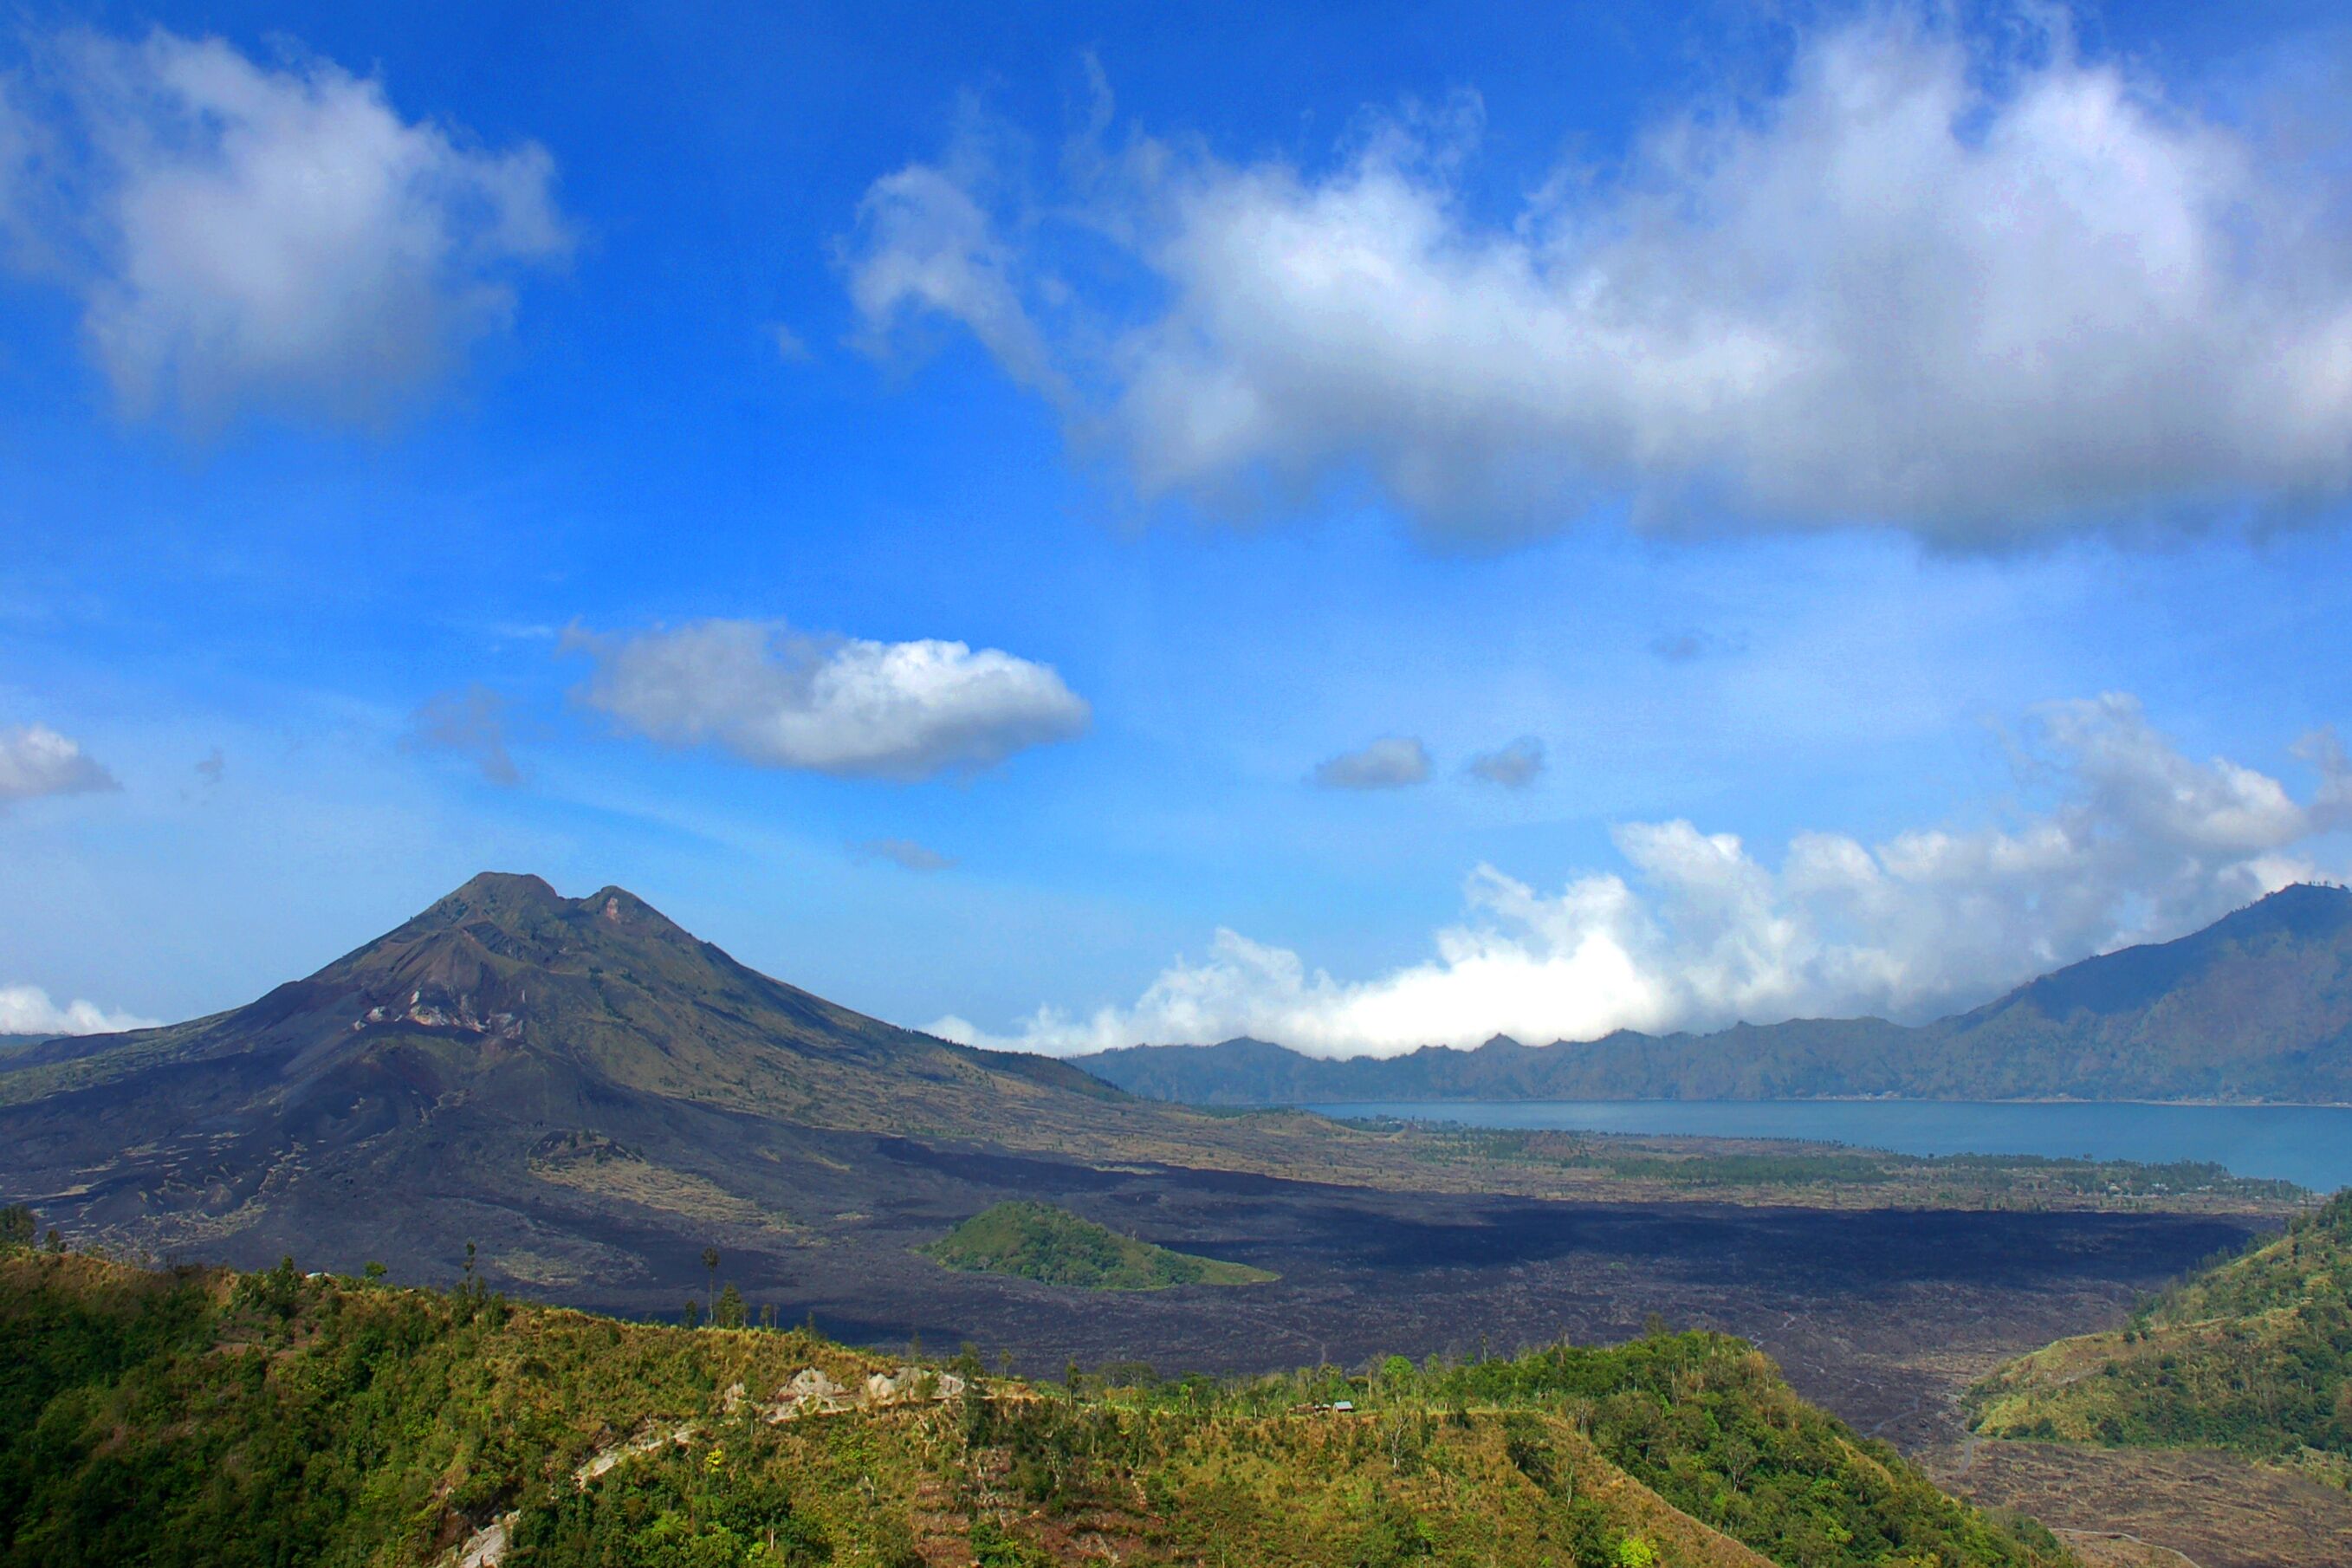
[922,1201,1278,1290]
[1969,1193,2352,1480]
[0,1241,2076,1568]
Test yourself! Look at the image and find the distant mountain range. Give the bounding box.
[1072,883,2352,1105]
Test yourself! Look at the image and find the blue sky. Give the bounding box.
[4,1,2352,1054]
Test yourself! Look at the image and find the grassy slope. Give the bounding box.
[0,1247,2075,1568]
[920,1202,1278,1290]
[1969,1192,2352,1480]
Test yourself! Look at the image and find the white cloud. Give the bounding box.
[0,27,567,427]
[568,619,1091,781]
[1467,736,1545,788]
[1312,735,1429,789]
[0,983,159,1036]
[940,696,2352,1056]
[0,723,116,802]
[848,156,1066,399]
[847,13,2352,544]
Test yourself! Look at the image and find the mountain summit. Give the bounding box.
[0,873,1131,1293]
[4,870,1113,1124]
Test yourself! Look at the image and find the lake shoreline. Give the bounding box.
[1303,1098,2352,1192]
[1297,1095,2352,1110]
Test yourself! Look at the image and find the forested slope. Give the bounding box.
[1970,1192,2352,1481]
[0,1241,2075,1567]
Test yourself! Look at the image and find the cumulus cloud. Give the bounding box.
[0,26,567,427]
[852,836,957,871]
[846,12,2352,543]
[402,685,521,786]
[938,696,2352,1056]
[0,983,159,1036]
[0,723,117,802]
[1312,735,1429,789]
[1467,736,1545,788]
[568,619,1090,781]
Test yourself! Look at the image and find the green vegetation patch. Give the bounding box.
[1396,1123,2308,1210]
[921,1202,1277,1291]
[0,1242,2077,1568]
[1970,1191,2352,1480]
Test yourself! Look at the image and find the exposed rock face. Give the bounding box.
[353,991,522,1040]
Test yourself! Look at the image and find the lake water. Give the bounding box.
[1308,1100,2352,1193]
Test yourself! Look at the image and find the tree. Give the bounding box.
[714,1281,746,1329]
[363,1261,387,1285]
[683,1298,702,1330]
[1721,1434,1760,1493]
[0,1203,35,1249]
[702,1246,720,1319]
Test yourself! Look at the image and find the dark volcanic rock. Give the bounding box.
[0,872,1125,1292]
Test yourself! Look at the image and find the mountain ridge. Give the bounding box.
[0,871,1281,1297]
[1072,884,2352,1105]
[0,870,1123,1117]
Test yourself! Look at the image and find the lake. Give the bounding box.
[1308,1099,2352,1193]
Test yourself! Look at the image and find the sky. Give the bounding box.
[4,0,2352,1056]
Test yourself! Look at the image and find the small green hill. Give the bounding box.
[921,1200,1279,1289]
[1969,1192,2352,1478]
[0,1243,2076,1568]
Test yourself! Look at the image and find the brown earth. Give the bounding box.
[1929,1440,2352,1568]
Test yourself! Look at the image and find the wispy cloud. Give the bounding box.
[1311,735,1429,789]
[851,836,956,871]
[1466,736,1544,788]
[1650,630,1743,664]
[403,685,521,786]
[770,322,812,362]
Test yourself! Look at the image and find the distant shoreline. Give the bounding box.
[1301,1095,2352,1110]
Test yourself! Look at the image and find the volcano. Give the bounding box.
[0,873,1153,1294]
